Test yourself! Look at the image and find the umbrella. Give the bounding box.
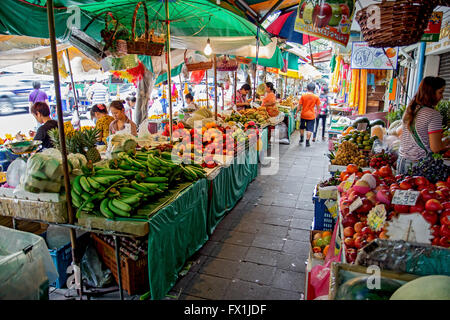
[266,11,320,45]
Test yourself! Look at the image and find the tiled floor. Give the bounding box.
[49,129,330,301]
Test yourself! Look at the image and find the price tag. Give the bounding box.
[391,190,420,206]
[367,204,387,232]
[343,174,356,192]
[349,197,363,212]
[357,123,368,131]
[325,199,338,218]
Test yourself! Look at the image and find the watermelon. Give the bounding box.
[390,275,450,300]
[335,276,404,300]
[352,117,370,129]
[370,119,386,128]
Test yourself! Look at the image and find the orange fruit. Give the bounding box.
[323,245,330,256]
[321,231,332,238]
[386,48,396,58]
[346,164,358,174]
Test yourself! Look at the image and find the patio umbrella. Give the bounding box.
[266,11,319,46]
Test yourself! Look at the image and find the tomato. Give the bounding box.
[421,210,438,225]
[425,199,443,212]
[439,236,450,248]
[394,204,410,214]
[399,181,413,190]
[346,164,359,174]
[432,237,440,246]
[440,224,450,238]
[431,225,441,238]
[409,201,425,213]
[340,171,349,181]
[440,210,450,226]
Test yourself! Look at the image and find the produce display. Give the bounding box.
[337,164,450,263]
[311,230,332,259]
[341,129,378,152]
[71,149,206,219]
[225,107,270,126]
[369,150,398,170]
[329,141,368,167]
[409,153,450,183]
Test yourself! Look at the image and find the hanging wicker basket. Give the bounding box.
[216,55,239,72]
[184,50,213,72]
[355,0,440,48]
[126,1,165,56]
[101,12,128,57]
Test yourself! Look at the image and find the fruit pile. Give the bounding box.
[337,164,450,263]
[311,231,332,259]
[409,153,450,183]
[369,150,398,169]
[341,129,378,152]
[162,121,184,137]
[71,149,206,219]
[330,141,368,167]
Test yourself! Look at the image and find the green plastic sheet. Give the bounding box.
[207,146,258,235]
[146,179,209,300]
[251,46,284,69]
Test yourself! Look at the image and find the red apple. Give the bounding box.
[420,189,436,202]
[354,222,365,234]
[439,236,450,248]
[342,212,358,228]
[361,226,373,236]
[421,210,438,225]
[431,225,441,238]
[440,210,450,226]
[436,181,447,188]
[355,198,374,214]
[344,237,355,248]
[399,181,413,190]
[440,224,450,238]
[432,237,440,246]
[354,236,368,249]
[340,3,350,17]
[312,3,332,28]
[425,199,443,212]
[346,248,358,262]
[409,201,425,214]
[414,176,429,186]
[344,227,355,238]
[394,204,410,214]
[366,235,376,243]
[365,191,377,205]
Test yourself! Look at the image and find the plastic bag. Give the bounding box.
[81,244,113,288]
[6,158,27,188]
[18,152,64,193]
[138,119,151,139]
[0,225,58,299]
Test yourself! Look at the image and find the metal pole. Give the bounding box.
[308,35,315,67]
[114,236,124,300]
[64,49,80,119]
[206,69,209,109]
[233,71,237,105]
[214,54,218,120]
[253,27,261,102]
[165,0,173,142]
[179,74,184,107]
[47,0,81,299]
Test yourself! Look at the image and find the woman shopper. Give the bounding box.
[313,87,330,142]
[397,76,450,174]
[90,104,114,144]
[109,100,138,136]
[261,82,277,107]
[29,102,58,150]
[297,82,321,147]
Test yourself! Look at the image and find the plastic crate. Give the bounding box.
[312,188,336,231]
[41,231,89,289]
[91,234,149,296]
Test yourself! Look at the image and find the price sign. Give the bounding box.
[367,204,387,232]
[357,123,368,131]
[325,199,338,219]
[392,190,420,206]
[349,197,363,213]
[343,174,356,192]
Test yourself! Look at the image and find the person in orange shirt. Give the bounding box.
[260,82,277,107]
[297,83,321,147]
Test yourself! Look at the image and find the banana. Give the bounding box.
[71,190,82,207]
[80,176,93,193]
[87,177,101,190]
[108,200,131,217]
[72,175,83,195]
[140,183,158,191]
[143,176,169,183]
[131,181,150,193]
[119,195,142,206]
[80,192,91,201]
[111,198,132,212]
[119,187,141,195]
[100,199,115,219]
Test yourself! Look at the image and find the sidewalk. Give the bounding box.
[169,130,331,300]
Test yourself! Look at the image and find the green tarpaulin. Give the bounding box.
[207,146,258,235]
[155,63,184,85]
[251,46,284,69]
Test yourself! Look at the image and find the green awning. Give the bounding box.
[250,46,284,69]
[155,63,184,85]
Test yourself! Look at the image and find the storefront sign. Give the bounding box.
[351,42,399,70]
[421,12,443,42]
[294,0,356,47]
[426,18,450,55]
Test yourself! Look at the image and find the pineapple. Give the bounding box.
[82,128,101,163]
[49,128,84,154]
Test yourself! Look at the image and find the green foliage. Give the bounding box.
[386,105,406,124]
[436,100,450,127]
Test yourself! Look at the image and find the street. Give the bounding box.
[0,111,94,138]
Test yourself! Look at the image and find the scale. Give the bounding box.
[2,140,41,187]
[385,213,433,244]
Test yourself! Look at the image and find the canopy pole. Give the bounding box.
[206,70,209,109]
[308,35,315,67]
[284,76,287,99]
[233,71,237,105]
[253,27,261,102]
[47,0,82,299]
[179,74,184,107]
[64,49,80,122]
[214,54,218,120]
[165,0,173,142]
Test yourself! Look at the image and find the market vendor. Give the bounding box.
[185,93,198,111]
[233,84,251,111]
[29,102,58,150]
[109,100,138,136]
[398,77,450,174]
[259,82,277,107]
[90,103,114,144]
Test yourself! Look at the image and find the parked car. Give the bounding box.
[0,74,52,115]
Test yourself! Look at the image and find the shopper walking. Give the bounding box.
[297,82,321,147]
[313,87,330,142]
[397,76,450,174]
[87,80,109,106]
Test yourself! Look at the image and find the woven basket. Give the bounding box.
[217,56,238,72]
[126,2,165,56]
[101,12,128,57]
[355,0,439,48]
[184,50,212,72]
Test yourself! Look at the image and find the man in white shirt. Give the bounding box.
[87,80,110,106]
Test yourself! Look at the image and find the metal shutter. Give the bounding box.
[439,52,450,100]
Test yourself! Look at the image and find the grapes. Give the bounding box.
[410,154,450,183]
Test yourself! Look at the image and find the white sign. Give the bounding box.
[351,42,399,70]
[349,197,363,213]
[392,190,420,206]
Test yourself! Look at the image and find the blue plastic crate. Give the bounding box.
[312,188,336,231]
